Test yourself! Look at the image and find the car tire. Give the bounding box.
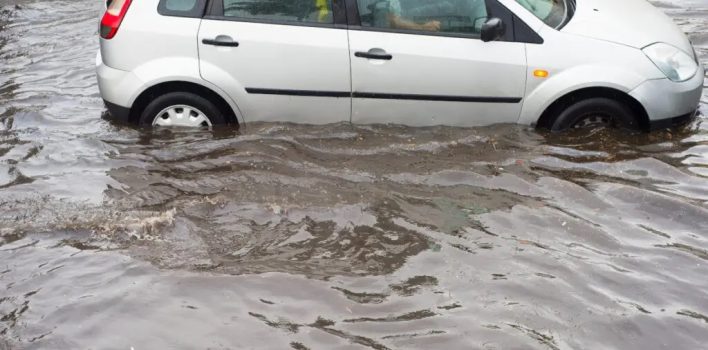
[139,92,226,127]
[550,97,639,132]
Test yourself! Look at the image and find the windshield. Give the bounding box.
[515,0,575,29]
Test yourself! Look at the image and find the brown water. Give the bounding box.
[1,0,708,349]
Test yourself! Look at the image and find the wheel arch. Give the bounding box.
[129,81,243,126]
[517,63,655,130]
[535,87,650,130]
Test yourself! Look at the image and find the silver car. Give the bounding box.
[97,0,704,131]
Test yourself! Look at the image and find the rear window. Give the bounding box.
[158,0,207,17]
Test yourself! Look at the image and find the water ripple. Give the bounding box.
[0,0,707,349]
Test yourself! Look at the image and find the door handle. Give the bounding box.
[202,36,239,47]
[355,50,392,60]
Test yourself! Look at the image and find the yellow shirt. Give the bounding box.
[316,0,330,22]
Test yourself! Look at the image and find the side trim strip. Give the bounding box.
[245,88,350,98]
[353,92,522,103]
[245,88,522,103]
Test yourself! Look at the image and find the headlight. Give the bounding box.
[643,43,698,82]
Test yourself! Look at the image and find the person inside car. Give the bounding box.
[365,0,441,31]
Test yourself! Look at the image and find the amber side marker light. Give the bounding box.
[534,69,550,78]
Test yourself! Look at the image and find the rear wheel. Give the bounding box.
[549,97,638,132]
[139,92,226,127]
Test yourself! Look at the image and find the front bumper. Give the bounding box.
[629,63,705,129]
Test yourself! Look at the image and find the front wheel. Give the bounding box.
[549,97,639,132]
[139,92,226,127]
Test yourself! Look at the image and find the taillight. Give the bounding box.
[100,0,132,39]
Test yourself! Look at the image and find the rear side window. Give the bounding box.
[158,0,207,17]
[222,0,334,24]
[166,0,198,11]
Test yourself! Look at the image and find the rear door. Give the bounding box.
[198,0,352,124]
[347,0,528,126]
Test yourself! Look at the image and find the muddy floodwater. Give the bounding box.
[1,0,708,349]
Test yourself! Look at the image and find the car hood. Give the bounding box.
[562,0,693,54]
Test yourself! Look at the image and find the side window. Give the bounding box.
[158,0,206,17]
[166,0,198,11]
[223,0,334,24]
[514,0,568,28]
[357,0,488,35]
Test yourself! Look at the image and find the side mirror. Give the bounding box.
[481,17,506,42]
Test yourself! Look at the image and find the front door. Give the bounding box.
[348,0,528,126]
[198,0,351,124]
